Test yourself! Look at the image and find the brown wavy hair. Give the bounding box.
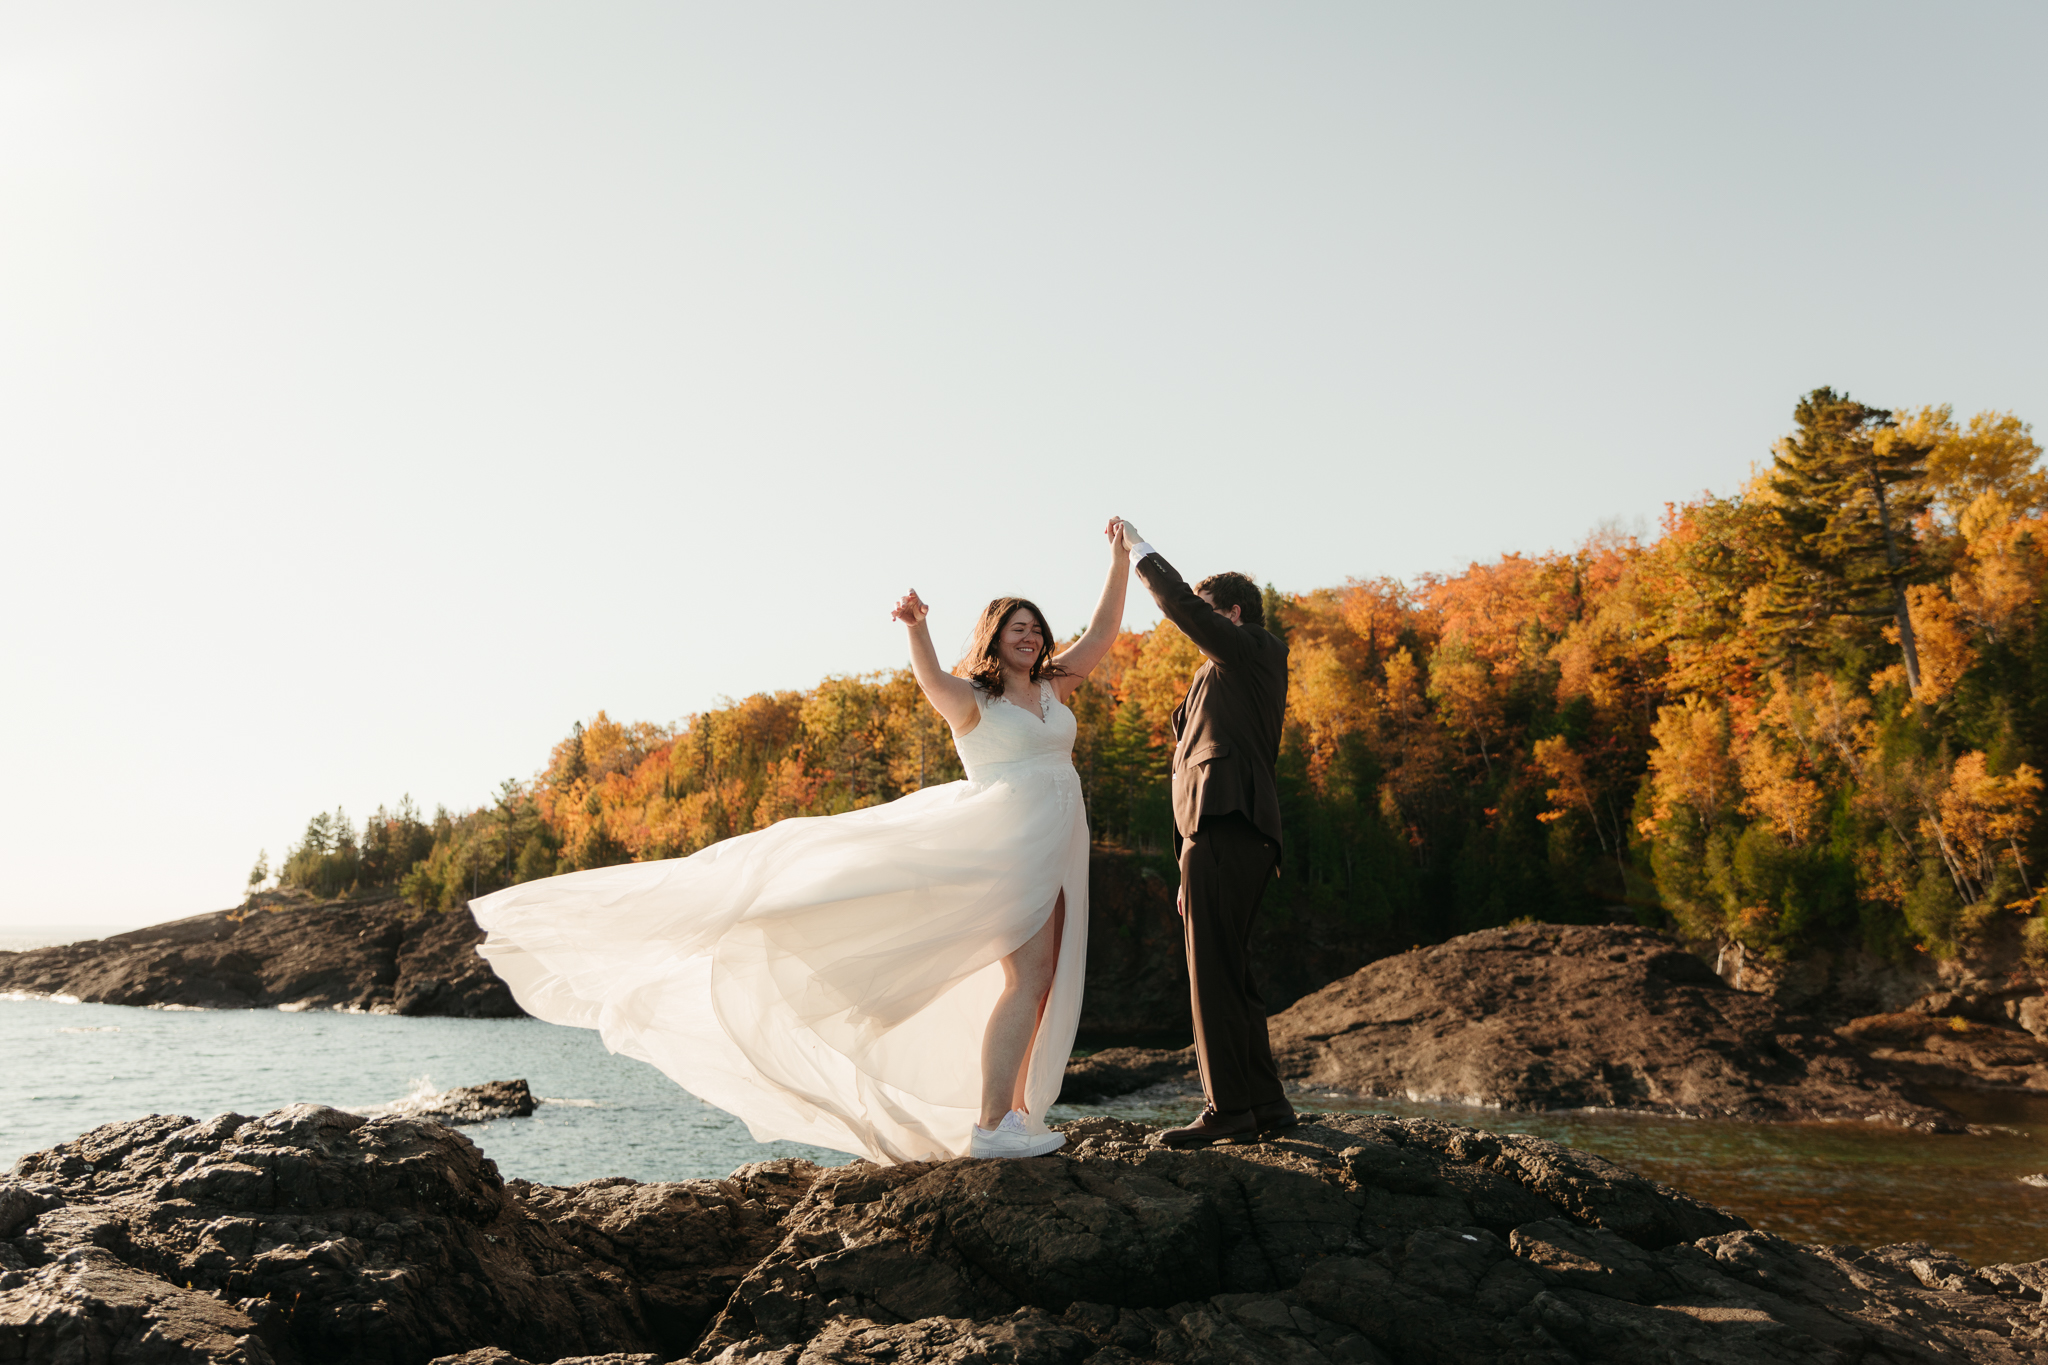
[955,597,1068,698]
[1195,571,1263,627]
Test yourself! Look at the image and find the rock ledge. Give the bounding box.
[5,1101,2046,1364]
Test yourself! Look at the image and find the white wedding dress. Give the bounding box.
[471,679,1089,1164]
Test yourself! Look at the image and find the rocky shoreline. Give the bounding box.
[11,890,2048,1129]
[0,890,517,1017]
[4,1099,2045,1364]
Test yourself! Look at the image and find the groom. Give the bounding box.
[1119,521,1297,1147]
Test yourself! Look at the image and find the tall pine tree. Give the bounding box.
[1766,387,1935,690]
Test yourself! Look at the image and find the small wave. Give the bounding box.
[348,1076,470,1120]
[2,991,84,1004]
[349,1074,445,1118]
[537,1097,599,1108]
[57,1026,120,1034]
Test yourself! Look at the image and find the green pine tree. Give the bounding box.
[1766,386,1935,689]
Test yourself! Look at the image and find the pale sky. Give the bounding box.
[4,2,2043,931]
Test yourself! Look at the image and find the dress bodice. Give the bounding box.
[954,679,1077,779]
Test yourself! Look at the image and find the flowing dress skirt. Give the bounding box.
[471,754,1088,1164]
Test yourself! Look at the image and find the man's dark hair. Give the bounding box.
[1195,571,1263,627]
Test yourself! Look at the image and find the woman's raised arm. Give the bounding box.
[1049,517,1132,701]
[892,590,983,734]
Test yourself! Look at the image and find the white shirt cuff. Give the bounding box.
[1128,540,1157,565]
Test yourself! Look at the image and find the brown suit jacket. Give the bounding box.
[1135,552,1288,851]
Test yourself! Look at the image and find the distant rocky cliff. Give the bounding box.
[0,889,518,1017]
[0,853,1205,1034]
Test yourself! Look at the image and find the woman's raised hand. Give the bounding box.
[1105,516,1127,553]
[890,589,931,626]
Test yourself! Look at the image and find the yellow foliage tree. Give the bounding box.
[1927,752,2042,906]
[1426,636,1503,777]
[1288,638,1375,794]
[1732,725,1824,847]
[1645,697,1738,830]
[1899,584,1975,708]
[1895,406,2048,525]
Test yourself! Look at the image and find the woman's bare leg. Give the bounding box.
[1011,897,1065,1114]
[978,890,1066,1130]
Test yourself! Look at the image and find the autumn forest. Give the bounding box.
[270,389,2048,971]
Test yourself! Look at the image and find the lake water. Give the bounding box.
[6,995,2046,1267]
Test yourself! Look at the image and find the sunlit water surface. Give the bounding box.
[6,997,2046,1266]
[1,998,851,1182]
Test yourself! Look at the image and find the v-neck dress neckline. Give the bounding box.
[1002,679,1049,723]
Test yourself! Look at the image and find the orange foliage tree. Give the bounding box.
[279,390,2048,968]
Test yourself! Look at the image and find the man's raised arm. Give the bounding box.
[1122,526,1257,669]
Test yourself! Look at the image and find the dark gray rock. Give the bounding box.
[0,1104,816,1364]
[1268,925,1958,1128]
[0,1244,276,1363]
[6,1103,2046,1364]
[398,1079,538,1125]
[1063,924,1965,1130]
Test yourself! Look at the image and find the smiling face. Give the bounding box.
[997,606,1047,674]
[956,596,1057,696]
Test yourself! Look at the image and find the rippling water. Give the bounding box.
[0,997,852,1182]
[6,996,2046,1267]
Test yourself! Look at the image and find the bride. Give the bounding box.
[471,518,1132,1164]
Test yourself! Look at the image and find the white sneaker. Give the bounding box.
[969,1109,1067,1159]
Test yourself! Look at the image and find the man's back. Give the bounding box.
[1167,617,1288,848]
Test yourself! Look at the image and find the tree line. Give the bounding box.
[265,388,2047,966]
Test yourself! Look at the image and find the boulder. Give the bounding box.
[1064,924,1961,1128]
[372,1079,539,1125]
[1268,924,1957,1126]
[7,1101,2047,1364]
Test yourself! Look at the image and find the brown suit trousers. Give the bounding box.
[1179,811,1285,1112]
